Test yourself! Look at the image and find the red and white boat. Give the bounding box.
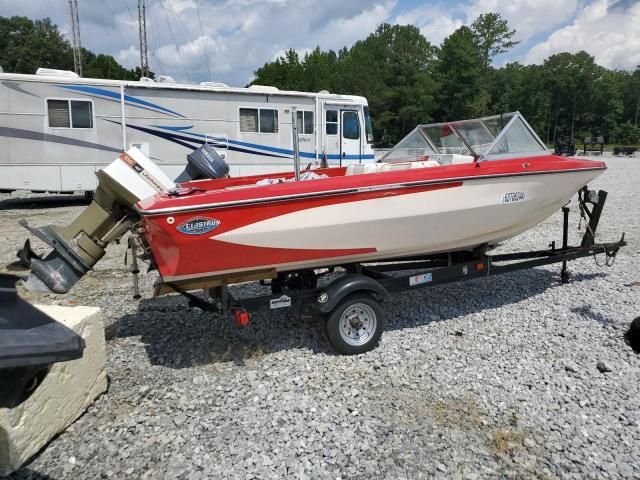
[21,112,605,294]
[136,112,605,284]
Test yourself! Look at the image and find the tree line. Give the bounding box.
[2,14,638,147]
[253,14,640,147]
[0,16,149,81]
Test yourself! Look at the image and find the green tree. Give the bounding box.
[252,49,305,90]
[488,62,550,135]
[436,26,487,120]
[543,51,603,142]
[83,51,146,80]
[0,15,149,80]
[0,16,73,74]
[252,23,439,145]
[470,13,519,72]
[341,24,439,144]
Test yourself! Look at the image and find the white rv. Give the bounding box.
[0,69,374,193]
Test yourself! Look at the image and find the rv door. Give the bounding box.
[340,110,361,165]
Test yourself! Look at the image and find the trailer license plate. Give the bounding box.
[409,273,432,286]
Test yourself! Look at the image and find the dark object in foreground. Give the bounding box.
[626,317,640,353]
[0,274,85,408]
[613,146,637,156]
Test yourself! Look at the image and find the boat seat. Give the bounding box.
[431,154,475,165]
[345,163,385,175]
[346,160,440,175]
[379,160,440,172]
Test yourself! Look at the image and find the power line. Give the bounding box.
[163,0,209,81]
[195,0,213,80]
[158,0,191,81]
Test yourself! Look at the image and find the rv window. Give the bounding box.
[47,99,93,129]
[326,110,338,135]
[240,108,258,132]
[71,101,93,128]
[296,111,314,135]
[259,109,278,133]
[47,100,70,128]
[342,111,359,140]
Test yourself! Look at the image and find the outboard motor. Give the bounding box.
[175,143,230,182]
[19,147,176,293]
[18,145,230,294]
[0,274,85,408]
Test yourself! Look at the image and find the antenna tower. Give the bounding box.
[138,0,149,77]
[68,0,83,76]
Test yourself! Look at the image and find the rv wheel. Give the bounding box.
[325,293,384,355]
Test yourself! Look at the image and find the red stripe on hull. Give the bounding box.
[165,241,376,280]
[143,182,462,279]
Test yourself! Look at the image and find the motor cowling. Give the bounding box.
[21,148,176,293]
[175,143,230,182]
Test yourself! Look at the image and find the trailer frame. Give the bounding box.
[166,186,625,354]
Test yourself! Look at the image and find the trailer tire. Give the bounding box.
[325,292,384,355]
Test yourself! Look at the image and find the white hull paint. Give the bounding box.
[200,169,601,276]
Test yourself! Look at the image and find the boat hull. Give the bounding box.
[140,160,604,283]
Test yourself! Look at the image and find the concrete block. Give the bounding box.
[0,305,107,476]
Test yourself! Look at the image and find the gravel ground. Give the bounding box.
[1,156,639,479]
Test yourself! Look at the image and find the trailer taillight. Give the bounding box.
[232,308,251,327]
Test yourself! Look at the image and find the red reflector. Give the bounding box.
[476,263,485,271]
[232,308,251,326]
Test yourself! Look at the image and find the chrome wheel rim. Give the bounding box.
[339,303,377,346]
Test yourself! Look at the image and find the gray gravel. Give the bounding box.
[1,155,639,479]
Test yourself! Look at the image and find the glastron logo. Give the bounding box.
[176,217,221,235]
[270,295,292,309]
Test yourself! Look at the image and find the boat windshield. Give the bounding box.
[381,127,436,162]
[381,112,547,162]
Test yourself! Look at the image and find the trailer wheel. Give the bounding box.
[325,293,384,355]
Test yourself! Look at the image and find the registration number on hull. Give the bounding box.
[501,191,526,204]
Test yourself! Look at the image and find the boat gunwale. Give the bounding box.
[136,164,607,216]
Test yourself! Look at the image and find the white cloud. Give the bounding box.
[465,0,579,42]
[146,0,395,85]
[394,0,579,47]
[524,0,640,69]
[116,46,140,70]
[395,4,464,45]
[315,1,397,49]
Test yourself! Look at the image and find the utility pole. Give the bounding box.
[69,0,83,76]
[138,0,149,78]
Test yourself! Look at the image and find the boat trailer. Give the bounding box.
[162,186,625,355]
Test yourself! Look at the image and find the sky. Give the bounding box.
[1,0,639,86]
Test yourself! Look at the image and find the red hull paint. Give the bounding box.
[142,182,463,279]
[138,155,606,281]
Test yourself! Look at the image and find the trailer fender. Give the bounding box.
[315,274,391,314]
